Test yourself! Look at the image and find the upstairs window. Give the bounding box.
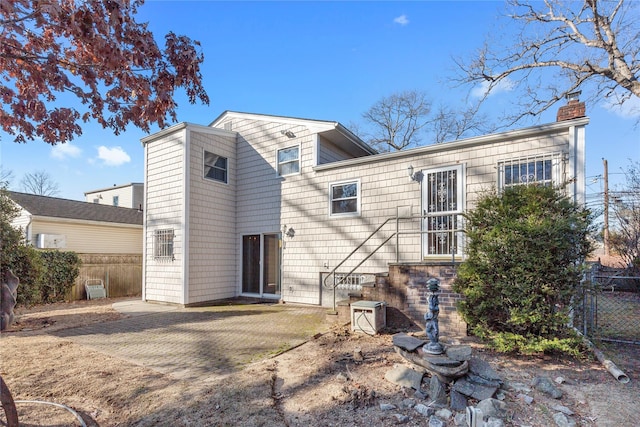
[154,229,175,261]
[204,151,228,183]
[277,146,300,176]
[330,180,360,216]
[112,196,119,207]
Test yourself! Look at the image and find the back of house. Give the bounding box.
[141,102,587,312]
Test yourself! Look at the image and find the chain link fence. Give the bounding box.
[574,263,640,344]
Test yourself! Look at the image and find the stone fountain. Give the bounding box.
[390,277,503,411]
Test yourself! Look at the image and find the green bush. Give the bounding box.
[11,245,44,306]
[1,189,80,305]
[38,250,81,303]
[453,185,594,355]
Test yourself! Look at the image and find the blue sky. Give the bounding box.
[1,1,638,210]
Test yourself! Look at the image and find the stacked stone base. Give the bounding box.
[391,333,503,412]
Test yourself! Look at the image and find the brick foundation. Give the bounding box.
[361,262,467,337]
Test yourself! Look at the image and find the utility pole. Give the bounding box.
[603,158,609,256]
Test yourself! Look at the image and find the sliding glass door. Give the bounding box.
[242,233,281,297]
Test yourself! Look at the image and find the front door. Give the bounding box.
[242,233,281,297]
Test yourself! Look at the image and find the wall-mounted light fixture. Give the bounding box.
[281,130,296,138]
[408,165,423,182]
[281,224,295,249]
[282,225,295,238]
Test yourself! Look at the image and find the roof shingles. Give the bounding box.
[8,192,143,226]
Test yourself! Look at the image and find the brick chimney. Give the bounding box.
[557,91,586,121]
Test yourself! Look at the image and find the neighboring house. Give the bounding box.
[85,182,144,209]
[9,191,143,253]
[141,100,587,309]
[8,192,144,299]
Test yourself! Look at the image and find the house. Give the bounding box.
[85,182,144,209]
[8,192,144,298]
[9,191,143,253]
[140,101,587,322]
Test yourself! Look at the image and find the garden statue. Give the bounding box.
[423,278,444,355]
[1,270,19,331]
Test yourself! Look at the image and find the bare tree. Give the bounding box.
[20,171,60,196]
[455,0,640,125]
[358,90,492,150]
[430,103,492,144]
[362,90,432,151]
[0,168,13,188]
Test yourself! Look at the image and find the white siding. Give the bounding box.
[187,129,238,304]
[143,129,187,304]
[278,126,580,306]
[229,119,312,298]
[85,184,144,208]
[318,137,355,164]
[145,114,586,308]
[29,219,142,253]
[11,207,31,230]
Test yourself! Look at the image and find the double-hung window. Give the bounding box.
[498,153,562,190]
[204,151,228,183]
[277,146,300,176]
[330,180,360,216]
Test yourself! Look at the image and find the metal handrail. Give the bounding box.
[324,213,465,312]
[323,217,397,289]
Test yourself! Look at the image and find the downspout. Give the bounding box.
[573,327,630,383]
[25,216,33,246]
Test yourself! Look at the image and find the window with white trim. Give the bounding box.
[204,150,228,183]
[277,146,300,176]
[330,180,360,216]
[112,196,119,207]
[154,229,175,260]
[498,153,563,190]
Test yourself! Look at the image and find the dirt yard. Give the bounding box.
[1,298,638,426]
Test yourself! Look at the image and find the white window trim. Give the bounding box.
[497,152,564,191]
[276,144,301,177]
[203,149,229,184]
[329,179,361,218]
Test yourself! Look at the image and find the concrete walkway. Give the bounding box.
[53,300,330,381]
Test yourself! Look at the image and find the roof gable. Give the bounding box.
[209,110,377,156]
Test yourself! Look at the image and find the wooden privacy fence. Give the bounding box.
[72,254,142,300]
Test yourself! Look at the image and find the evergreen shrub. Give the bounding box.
[452,185,594,355]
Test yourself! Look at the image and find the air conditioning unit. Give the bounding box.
[36,234,66,249]
[351,301,386,334]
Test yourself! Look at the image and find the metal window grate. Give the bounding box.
[334,273,365,290]
[423,167,463,257]
[498,152,563,189]
[154,229,174,260]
